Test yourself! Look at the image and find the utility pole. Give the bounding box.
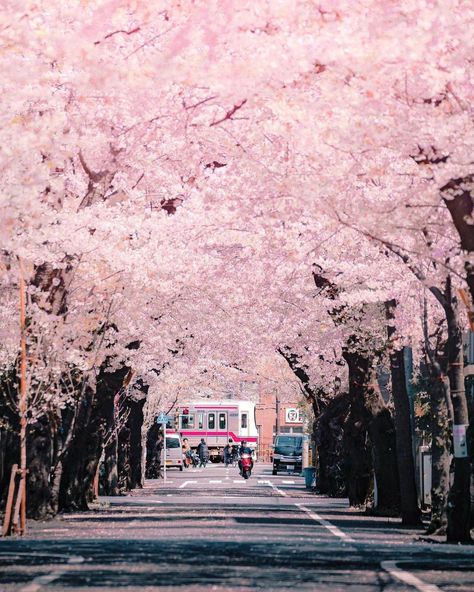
[162,420,167,483]
[275,390,280,435]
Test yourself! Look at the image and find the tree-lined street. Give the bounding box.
[1,464,473,591]
[1,1,474,588]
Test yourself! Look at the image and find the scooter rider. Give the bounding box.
[223,439,233,466]
[238,440,254,474]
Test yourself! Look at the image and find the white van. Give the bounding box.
[165,433,183,471]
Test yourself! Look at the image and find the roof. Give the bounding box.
[178,400,256,409]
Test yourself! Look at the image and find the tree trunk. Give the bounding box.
[59,385,106,511]
[316,392,350,497]
[389,347,421,524]
[59,363,127,511]
[103,438,119,495]
[441,175,474,305]
[343,349,400,513]
[364,369,401,514]
[342,351,373,507]
[343,401,372,507]
[0,370,19,510]
[385,299,421,525]
[117,396,145,492]
[445,278,472,543]
[427,367,451,535]
[26,415,54,518]
[145,422,163,479]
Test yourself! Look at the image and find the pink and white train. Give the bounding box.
[175,400,258,460]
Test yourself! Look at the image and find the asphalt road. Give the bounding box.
[0,463,473,591]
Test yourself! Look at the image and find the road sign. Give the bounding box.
[156,413,170,483]
[156,413,171,424]
[285,408,302,423]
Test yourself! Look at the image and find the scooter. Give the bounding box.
[189,451,200,468]
[184,450,200,468]
[240,452,253,479]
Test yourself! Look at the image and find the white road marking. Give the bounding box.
[209,480,222,484]
[233,479,243,483]
[381,560,442,592]
[266,481,288,497]
[21,555,84,592]
[179,480,197,489]
[281,480,295,484]
[35,528,69,533]
[295,503,354,542]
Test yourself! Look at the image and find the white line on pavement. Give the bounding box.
[266,481,288,497]
[381,561,442,592]
[209,480,222,484]
[21,555,84,592]
[179,480,197,489]
[295,503,354,542]
[233,480,242,483]
[281,480,295,484]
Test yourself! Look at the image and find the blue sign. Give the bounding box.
[156,412,171,424]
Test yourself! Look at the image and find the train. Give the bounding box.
[175,400,258,462]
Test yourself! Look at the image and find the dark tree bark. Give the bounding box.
[59,363,128,511]
[26,415,54,518]
[444,277,472,543]
[343,398,372,507]
[277,347,326,417]
[440,174,474,305]
[146,422,163,479]
[427,364,451,534]
[118,396,145,492]
[343,349,400,513]
[102,438,119,496]
[0,370,19,510]
[316,391,350,497]
[385,300,422,525]
[342,350,373,507]
[277,346,331,472]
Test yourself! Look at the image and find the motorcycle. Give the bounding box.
[184,450,200,468]
[240,452,253,479]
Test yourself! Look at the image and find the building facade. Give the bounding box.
[255,391,304,460]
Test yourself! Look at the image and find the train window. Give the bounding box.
[198,413,204,429]
[241,413,248,429]
[219,413,226,430]
[208,413,215,430]
[181,414,194,429]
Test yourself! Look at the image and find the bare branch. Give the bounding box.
[210,99,247,127]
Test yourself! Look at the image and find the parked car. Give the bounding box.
[272,434,303,475]
[165,433,183,471]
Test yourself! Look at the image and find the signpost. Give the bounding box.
[156,413,171,483]
[285,408,302,424]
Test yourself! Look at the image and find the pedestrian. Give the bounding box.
[223,439,233,466]
[196,438,209,468]
[182,437,191,468]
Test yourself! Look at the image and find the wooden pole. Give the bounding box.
[93,463,100,499]
[19,260,27,535]
[2,464,18,537]
[12,475,23,534]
